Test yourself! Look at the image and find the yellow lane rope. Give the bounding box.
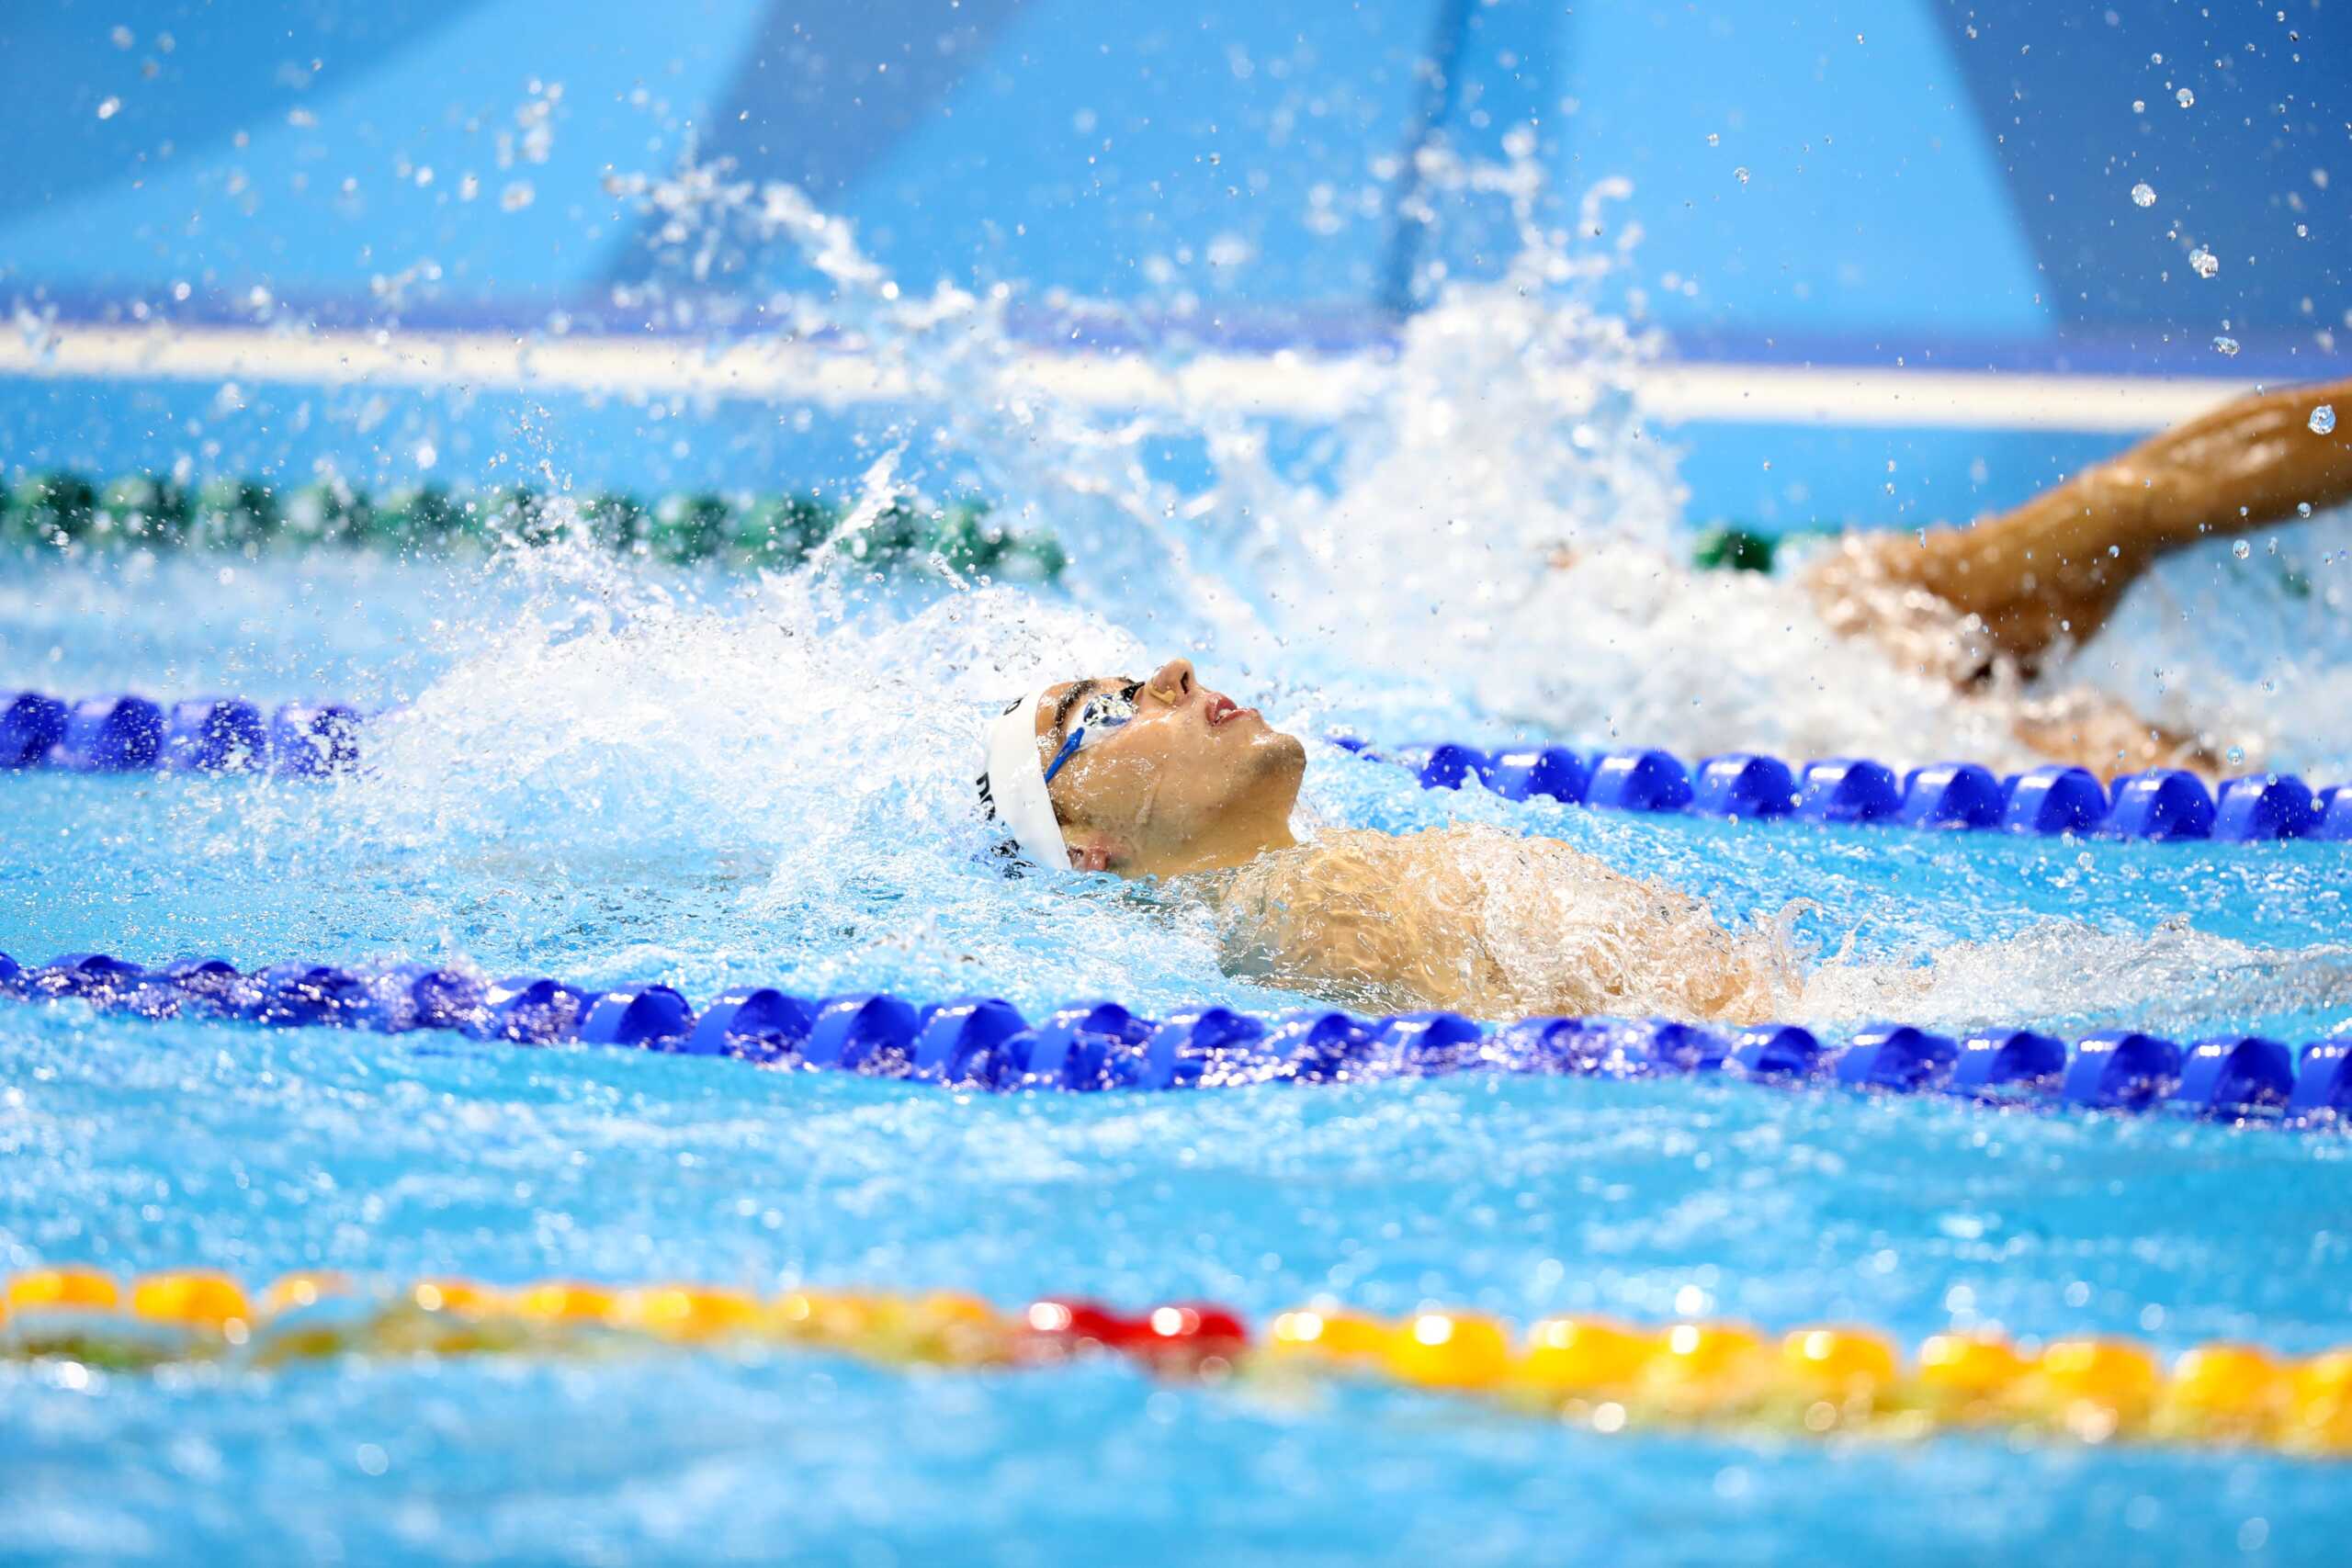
[6,1266,2347,1460]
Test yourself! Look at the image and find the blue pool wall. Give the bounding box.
[1,0,2346,525]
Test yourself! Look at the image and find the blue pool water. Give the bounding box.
[6,524,2352,1564]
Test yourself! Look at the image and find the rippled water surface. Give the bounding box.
[6,164,2352,1564]
[6,547,2352,1566]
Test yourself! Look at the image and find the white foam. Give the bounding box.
[1800,916,2352,1040]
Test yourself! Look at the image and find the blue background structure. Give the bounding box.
[1,0,2346,524]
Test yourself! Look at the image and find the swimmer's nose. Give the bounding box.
[1148,658,1195,705]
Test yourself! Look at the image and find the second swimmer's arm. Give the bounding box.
[1812,374,2352,676]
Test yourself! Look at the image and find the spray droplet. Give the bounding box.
[2211,334,2240,356]
[2233,540,2252,559]
[1733,166,1750,185]
[2132,98,2146,113]
[500,180,535,211]
[2226,745,2246,765]
[2175,86,2195,107]
[2188,247,2220,279]
[2311,404,2337,435]
[96,96,121,119]
[1706,132,1720,146]
[2131,182,2156,207]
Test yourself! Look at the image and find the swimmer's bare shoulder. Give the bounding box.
[1190,826,1493,1016]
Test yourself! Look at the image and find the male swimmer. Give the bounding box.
[1804,374,2352,778]
[979,661,1797,1025]
[973,377,2348,1022]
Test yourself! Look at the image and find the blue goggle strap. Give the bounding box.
[1041,728,1087,784]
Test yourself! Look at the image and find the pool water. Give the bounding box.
[8,180,2352,1565]
[7,536,2352,1565]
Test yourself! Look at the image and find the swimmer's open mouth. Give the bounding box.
[1205,694,1252,727]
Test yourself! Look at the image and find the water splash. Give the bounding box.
[1802,917,2352,1041]
[17,136,2341,1026]
[581,152,2347,773]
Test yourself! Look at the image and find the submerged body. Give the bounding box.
[1193,823,1792,1024]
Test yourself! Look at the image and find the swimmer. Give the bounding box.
[979,664,1798,1024]
[1804,374,2352,779]
[972,379,2349,1023]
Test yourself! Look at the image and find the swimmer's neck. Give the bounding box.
[1114,807,1299,879]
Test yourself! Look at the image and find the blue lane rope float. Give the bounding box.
[1375,739,2351,845]
[3,692,362,777]
[5,950,2349,1128]
[8,686,2349,844]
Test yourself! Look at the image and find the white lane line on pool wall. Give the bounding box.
[0,321,2263,434]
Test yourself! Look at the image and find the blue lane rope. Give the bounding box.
[5,950,2348,1128]
[1358,740,2352,846]
[1,691,361,776]
[6,687,2347,843]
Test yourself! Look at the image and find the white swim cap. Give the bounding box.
[977,688,1069,872]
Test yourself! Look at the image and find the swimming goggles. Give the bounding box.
[1042,681,1144,784]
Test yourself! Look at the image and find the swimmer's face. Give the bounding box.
[1036,657,1306,874]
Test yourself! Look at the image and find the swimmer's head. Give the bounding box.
[978,657,1305,876]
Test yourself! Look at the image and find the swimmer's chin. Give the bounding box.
[1257,728,1309,785]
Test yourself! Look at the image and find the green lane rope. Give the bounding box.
[0,470,1067,579]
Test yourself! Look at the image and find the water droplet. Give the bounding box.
[2176,86,2195,107]
[1733,166,1750,185]
[2151,51,2164,64]
[2311,404,2337,435]
[2211,334,2240,356]
[1706,132,1720,146]
[500,180,535,211]
[2132,98,2146,113]
[2131,182,2156,207]
[96,96,121,120]
[2226,745,2246,765]
[2233,540,2252,559]
[2189,247,2220,279]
